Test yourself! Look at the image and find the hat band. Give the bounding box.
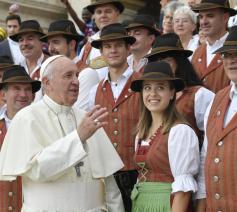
[3,76,32,83]
[142,71,174,79]
[224,41,237,46]
[101,32,127,39]
[152,46,184,53]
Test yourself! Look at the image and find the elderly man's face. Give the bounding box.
[44,58,79,106]
[223,51,237,84]
[94,4,120,30]
[18,33,43,59]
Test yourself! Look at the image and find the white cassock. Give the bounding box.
[0,95,124,212]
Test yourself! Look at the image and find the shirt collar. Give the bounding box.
[0,106,11,123]
[206,32,229,47]
[102,64,133,86]
[230,82,237,100]
[20,53,44,74]
[7,37,18,45]
[43,95,72,114]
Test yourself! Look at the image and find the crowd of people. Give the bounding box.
[0,0,236,211]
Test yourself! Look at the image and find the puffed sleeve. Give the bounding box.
[168,124,200,193]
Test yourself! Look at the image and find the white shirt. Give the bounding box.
[137,124,200,194]
[88,65,133,109]
[196,83,237,199]
[7,37,24,65]
[194,87,215,131]
[74,67,100,111]
[127,54,148,72]
[0,107,11,129]
[78,32,101,63]
[206,33,228,66]
[187,34,200,61]
[20,53,44,78]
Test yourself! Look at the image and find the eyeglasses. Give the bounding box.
[221,52,237,59]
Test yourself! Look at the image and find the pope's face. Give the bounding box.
[45,58,79,106]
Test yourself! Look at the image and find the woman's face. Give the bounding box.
[162,12,174,34]
[142,80,175,114]
[173,13,196,37]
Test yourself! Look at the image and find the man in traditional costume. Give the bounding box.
[0,65,40,212]
[196,25,237,211]
[77,0,124,79]
[88,23,140,212]
[41,20,99,111]
[126,14,159,73]
[191,0,237,93]
[0,55,124,212]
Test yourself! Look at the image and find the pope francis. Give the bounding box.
[0,55,125,212]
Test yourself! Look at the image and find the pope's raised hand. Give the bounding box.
[77,105,108,143]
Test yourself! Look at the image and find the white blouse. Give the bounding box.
[137,124,200,194]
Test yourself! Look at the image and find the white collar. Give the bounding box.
[230,82,237,100]
[43,95,72,114]
[0,106,11,123]
[206,32,229,47]
[21,53,44,72]
[102,64,133,86]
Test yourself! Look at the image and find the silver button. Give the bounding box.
[217,210,222,212]
[217,110,221,116]
[8,206,13,211]
[113,142,118,148]
[214,158,220,163]
[102,87,106,91]
[113,108,118,112]
[213,176,219,182]
[128,88,132,93]
[203,77,206,82]
[198,58,202,63]
[114,118,118,123]
[217,59,222,64]
[8,191,13,197]
[34,77,38,80]
[0,130,2,134]
[113,130,118,136]
[125,95,128,98]
[217,141,223,146]
[215,193,221,200]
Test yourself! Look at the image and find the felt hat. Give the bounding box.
[0,65,41,93]
[192,0,237,16]
[10,20,45,42]
[126,14,160,36]
[131,61,185,92]
[40,19,84,42]
[214,25,237,53]
[87,0,124,14]
[91,23,136,49]
[146,33,193,62]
